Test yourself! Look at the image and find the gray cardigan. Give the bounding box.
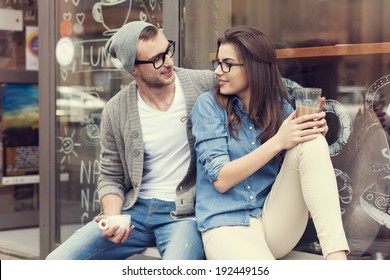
[97,67,216,217]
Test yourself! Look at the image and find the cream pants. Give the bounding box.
[202,135,350,259]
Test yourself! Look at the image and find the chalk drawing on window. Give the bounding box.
[92,0,132,36]
[323,99,353,157]
[58,128,81,165]
[357,75,390,173]
[335,168,353,215]
[360,175,390,229]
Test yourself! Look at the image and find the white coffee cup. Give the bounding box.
[98,214,131,235]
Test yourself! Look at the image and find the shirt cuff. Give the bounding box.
[203,154,230,182]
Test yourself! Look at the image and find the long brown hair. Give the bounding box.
[214,25,289,142]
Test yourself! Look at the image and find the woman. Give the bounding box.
[190,25,349,260]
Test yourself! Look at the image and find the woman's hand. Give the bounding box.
[318,97,329,136]
[274,111,326,150]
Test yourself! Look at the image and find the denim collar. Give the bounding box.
[232,96,246,115]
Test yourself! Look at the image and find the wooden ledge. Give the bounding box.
[276,42,390,59]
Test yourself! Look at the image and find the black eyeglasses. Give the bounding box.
[212,59,244,73]
[135,40,175,69]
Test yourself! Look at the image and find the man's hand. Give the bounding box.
[96,194,134,243]
[95,214,134,243]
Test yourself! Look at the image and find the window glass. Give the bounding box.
[54,0,163,242]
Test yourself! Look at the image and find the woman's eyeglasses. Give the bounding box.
[212,59,244,73]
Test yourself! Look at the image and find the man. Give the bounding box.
[46,21,216,260]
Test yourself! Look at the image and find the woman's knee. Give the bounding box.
[299,134,330,157]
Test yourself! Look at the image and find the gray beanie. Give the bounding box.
[105,21,153,74]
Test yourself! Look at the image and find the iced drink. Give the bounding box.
[294,88,322,117]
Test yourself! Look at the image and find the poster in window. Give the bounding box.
[1,83,39,185]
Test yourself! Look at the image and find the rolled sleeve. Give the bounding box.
[200,153,230,182]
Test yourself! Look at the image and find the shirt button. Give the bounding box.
[250,196,254,200]
[247,186,251,190]
[251,141,255,145]
[249,127,253,130]
[131,131,139,138]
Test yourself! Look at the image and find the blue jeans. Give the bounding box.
[45,198,205,260]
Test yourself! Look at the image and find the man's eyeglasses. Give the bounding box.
[212,59,244,73]
[135,40,175,69]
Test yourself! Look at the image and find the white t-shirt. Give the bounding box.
[137,76,190,201]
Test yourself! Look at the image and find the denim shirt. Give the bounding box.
[190,91,294,232]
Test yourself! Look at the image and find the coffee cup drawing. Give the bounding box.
[98,214,131,235]
[92,0,132,36]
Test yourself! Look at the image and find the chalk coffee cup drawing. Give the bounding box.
[294,88,322,117]
[98,214,131,235]
[92,0,132,36]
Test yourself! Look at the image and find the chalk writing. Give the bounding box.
[80,159,100,185]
